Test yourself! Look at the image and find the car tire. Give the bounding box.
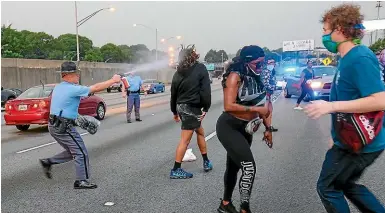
[284,87,292,98]
[16,125,30,131]
[8,96,15,101]
[107,88,111,93]
[95,103,105,120]
[161,86,165,93]
[118,87,122,92]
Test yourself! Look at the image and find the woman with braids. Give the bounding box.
[169,45,213,179]
[216,45,274,213]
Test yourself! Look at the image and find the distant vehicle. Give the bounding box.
[107,82,122,93]
[1,87,23,107]
[283,65,337,102]
[141,79,165,94]
[4,84,106,131]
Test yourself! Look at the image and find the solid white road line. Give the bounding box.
[16,132,88,154]
[205,131,217,141]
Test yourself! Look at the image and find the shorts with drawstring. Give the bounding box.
[176,104,202,130]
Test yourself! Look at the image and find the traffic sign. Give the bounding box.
[204,63,215,71]
[282,39,315,52]
[322,57,332,66]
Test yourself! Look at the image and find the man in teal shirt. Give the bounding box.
[305,4,385,212]
[122,72,144,123]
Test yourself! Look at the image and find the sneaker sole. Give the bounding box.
[74,185,98,189]
[204,168,213,172]
[169,176,193,179]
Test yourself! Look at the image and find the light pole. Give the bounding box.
[75,2,115,62]
[375,1,383,42]
[133,23,158,61]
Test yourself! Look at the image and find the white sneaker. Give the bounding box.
[294,106,303,110]
[182,149,197,162]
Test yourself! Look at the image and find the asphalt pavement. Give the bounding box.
[2,83,385,213]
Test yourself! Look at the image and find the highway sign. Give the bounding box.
[204,63,215,71]
[282,40,315,52]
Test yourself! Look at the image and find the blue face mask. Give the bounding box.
[266,65,274,71]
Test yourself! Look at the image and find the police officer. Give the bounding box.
[122,72,145,123]
[39,61,121,189]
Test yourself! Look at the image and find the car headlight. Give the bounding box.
[276,81,285,87]
[310,81,322,88]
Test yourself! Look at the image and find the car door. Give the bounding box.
[79,94,94,115]
[156,81,162,91]
[84,94,99,116]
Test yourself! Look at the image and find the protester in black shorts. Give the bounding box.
[169,44,213,179]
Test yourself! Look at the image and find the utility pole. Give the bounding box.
[375,1,382,42]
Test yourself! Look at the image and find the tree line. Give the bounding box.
[4,24,381,65]
[1,24,167,63]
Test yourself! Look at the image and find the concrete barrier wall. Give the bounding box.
[1,58,176,90]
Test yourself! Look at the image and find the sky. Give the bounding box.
[1,1,384,56]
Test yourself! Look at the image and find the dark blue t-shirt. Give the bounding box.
[330,45,385,153]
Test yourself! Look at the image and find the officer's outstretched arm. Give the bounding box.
[89,75,121,93]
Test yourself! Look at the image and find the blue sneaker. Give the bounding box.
[203,160,213,172]
[170,168,193,179]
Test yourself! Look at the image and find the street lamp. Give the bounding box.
[160,36,182,43]
[133,23,158,61]
[75,1,115,62]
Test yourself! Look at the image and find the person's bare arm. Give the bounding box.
[89,75,121,93]
[223,72,268,115]
[299,71,305,85]
[331,91,385,113]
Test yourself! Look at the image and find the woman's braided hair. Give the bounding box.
[177,44,200,72]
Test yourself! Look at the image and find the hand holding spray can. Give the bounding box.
[119,74,130,90]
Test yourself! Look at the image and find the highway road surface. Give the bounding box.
[2,80,385,213]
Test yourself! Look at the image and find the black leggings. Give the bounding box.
[216,112,256,210]
[297,84,314,104]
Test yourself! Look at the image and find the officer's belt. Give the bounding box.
[127,90,140,94]
[49,114,75,126]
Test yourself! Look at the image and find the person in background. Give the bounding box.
[294,60,315,110]
[266,59,278,132]
[170,44,213,179]
[122,72,145,123]
[304,4,385,212]
[39,61,121,189]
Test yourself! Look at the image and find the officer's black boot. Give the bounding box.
[74,180,98,189]
[39,159,52,179]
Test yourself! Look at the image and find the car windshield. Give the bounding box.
[313,66,337,77]
[17,86,54,99]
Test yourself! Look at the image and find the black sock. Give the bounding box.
[202,153,209,161]
[173,162,181,170]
